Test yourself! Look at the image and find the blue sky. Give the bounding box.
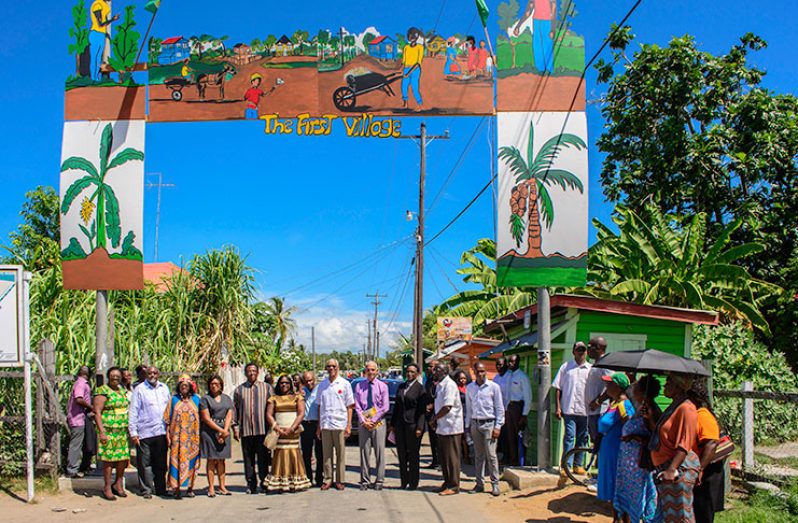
[1,1,795,352]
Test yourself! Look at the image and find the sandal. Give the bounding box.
[111,486,127,498]
[101,490,117,501]
[186,489,195,498]
[207,491,216,498]
[218,489,232,496]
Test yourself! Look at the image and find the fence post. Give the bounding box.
[39,339,60,478]
[742,381,755,471]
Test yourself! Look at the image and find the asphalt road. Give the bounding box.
[1,438,505,523]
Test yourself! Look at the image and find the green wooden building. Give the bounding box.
[480,294,718,467]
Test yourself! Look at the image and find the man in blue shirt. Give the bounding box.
[300,370,323,486]
[129,366,171,498]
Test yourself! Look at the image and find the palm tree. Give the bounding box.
[435,238,534,335]
[498,122,586,259]
[60,123,144,252]
[584,206,781,333]
[262,296,297,349]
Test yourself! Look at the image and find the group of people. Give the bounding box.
[64,357,521,500]
[553,337,726,523]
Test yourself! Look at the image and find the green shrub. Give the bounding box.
[693,322,798,444]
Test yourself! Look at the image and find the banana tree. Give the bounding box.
[60,123,144,251]
[498,123,586,258]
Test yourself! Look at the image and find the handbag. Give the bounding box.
[638,445,655,471]
[263,428,279,451]
[710,432,735,464]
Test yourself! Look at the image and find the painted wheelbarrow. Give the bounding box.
[332,69,403,111]
[163,76,192,101]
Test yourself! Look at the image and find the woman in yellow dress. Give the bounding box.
[264,376,312,492]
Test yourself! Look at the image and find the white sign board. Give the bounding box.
[0,265,24,367]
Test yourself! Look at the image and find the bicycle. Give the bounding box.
[560,445,598,487]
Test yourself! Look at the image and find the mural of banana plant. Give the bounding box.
[498,122,586,259]
[60,123,144,256]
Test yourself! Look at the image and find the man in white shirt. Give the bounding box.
[431,363,463,495]
[552,342,592,479]
[128,366,171,498]
[492,357,510,464]
[585,336,612,452]
[316,358,355,491]
[465,362,505,496]
[505,354,532,466]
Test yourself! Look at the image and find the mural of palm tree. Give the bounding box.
[61,123,144,252]
[498,122,586,259]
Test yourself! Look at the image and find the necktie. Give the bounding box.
[367,381,374,409]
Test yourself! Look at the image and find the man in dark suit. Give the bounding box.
[389,363,429,490]
[424,364,440,469]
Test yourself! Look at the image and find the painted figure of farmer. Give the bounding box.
[89,0,118,81]
[401,27,424,110]
[514,0,556,74]
[244,73,266,119]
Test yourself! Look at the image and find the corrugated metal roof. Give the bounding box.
[162,36,184,45]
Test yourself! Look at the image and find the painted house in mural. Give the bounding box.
[479,294,718,466]
[368,35,396,60]
[232,43,255,65]
[272,35,294,56]
[426,35,446,56]
[158,36,190,65]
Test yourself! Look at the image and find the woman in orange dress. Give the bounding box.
[163,375,201,499]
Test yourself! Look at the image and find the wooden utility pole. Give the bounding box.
[366,319,372,359]
[397,123,449,367]
[366,291,386,361]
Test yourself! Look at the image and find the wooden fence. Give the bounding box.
[715,381,798,472]
[0,339,206,477]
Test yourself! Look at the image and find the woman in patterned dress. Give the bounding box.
[93,366,130,501]
[163,375,201,499]
[264,375,311,492]
[615,376,661,522]
[598,372,635,521]
[647,373,701,523]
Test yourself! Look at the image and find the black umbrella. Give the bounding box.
[593,349,710,377]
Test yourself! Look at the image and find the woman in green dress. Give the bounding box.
[93,366,130,501]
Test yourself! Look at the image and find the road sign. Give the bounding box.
[0,265,24,367]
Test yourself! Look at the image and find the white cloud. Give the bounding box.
[290,294,411,354]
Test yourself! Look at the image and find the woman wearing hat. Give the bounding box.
[597,372,635,520]
[163,374,202,498]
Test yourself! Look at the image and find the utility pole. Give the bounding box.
[366,291,386,361]
[366,319,372,359]
[145,172,175,262]
[398,123,449,368]
[311,326,316,373]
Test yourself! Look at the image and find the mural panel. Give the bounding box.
[496,0,585,111]
[496,111,588,287]
[65,0,147,120]
[318,26,494,116]
[60,120,145,290]
[147,33,318,122]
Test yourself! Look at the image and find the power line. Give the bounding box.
[426,173,496,246]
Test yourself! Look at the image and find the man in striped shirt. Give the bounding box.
[233,363,274,494]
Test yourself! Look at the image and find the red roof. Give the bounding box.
[162,36,184,45]
[484,294,718,333]
[370,35,389,45]
[143,262,186,292]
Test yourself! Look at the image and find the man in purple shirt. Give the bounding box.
[66,366,92,477]
[354,361,389,490]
